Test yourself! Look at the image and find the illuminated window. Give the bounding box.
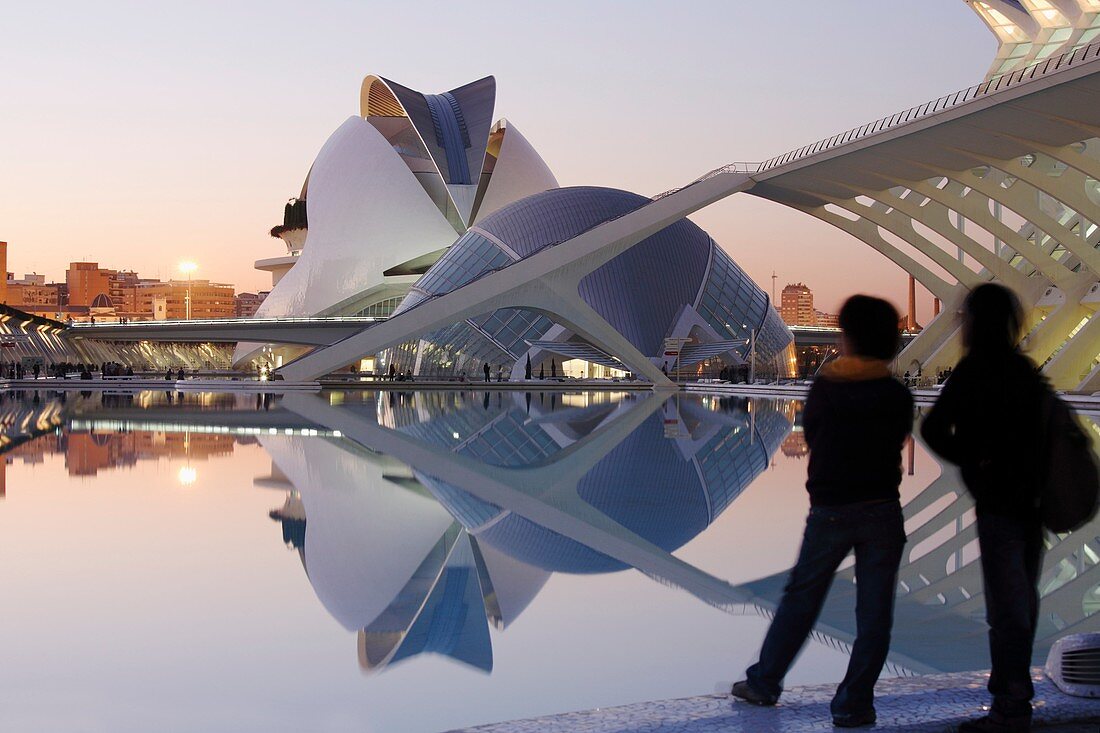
[1021,0,1068,27]
[976,3,1032,42]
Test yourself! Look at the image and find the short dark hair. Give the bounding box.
[838,295,901,360]
[963,283,1022,355]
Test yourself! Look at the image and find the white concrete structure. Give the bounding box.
[968,0,1100,79]
[278,12,1100,391]
[235,75,557,368]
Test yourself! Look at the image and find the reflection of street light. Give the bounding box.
[179,261,198,320]
[177,429,196,485]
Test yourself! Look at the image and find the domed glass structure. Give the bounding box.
[384,186,792,378]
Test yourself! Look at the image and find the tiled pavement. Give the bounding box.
[447,670,1100,732]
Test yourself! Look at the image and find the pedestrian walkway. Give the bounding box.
[446,669,1100,732]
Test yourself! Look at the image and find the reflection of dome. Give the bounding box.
[387,186,791,377]
[90,294,113,309]
[422,399,789,574]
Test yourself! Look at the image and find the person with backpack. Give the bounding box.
[921,283,1056,732]
[730,295,912,728]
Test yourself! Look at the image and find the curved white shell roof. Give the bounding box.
[472,121,559,224]
[254,116,460,320]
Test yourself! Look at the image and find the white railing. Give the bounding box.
[653,39,1100,200]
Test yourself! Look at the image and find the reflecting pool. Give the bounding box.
[0,389,1097,732]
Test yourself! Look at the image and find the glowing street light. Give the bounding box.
[179,261,198,320]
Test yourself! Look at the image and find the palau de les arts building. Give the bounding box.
[239,74,792,380]
[236,1,1100,390]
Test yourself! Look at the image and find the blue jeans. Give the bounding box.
[975,511,1044,717]
[746,500,906,717]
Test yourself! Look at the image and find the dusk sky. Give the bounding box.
[0,1,995,322]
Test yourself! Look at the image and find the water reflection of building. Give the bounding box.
[739,413,1100,675]
[0,391,240,479]
[264,392,790,674]
[780,431,808,459]
[61,430,235,476]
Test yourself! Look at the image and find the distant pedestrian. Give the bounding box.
[483,362,491,382]
[731,295,912,729]
[550,359,557,379]
[389,363,397,381]
[921,284,1049,733]
[539,364,544,380]
[32,363,39,380]
[496,365,503,382]
[525,354,532,380]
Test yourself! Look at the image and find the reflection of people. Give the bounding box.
[921,284,1045,733]
[732,295,912,729]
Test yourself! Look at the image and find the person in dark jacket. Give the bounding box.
[921,283,1046,733]
[732,295,912,729]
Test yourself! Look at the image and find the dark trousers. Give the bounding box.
[975,511,1044,717]
[746,500,906,717]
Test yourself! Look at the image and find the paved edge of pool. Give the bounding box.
[443,669,1100,733]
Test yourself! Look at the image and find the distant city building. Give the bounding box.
[137,280,235,320]
[814,309,839,328]
[6,273,61,315]
[780,283,839,328]
[780,283,815,326]
[235,291,269,318]
[66,262,113,308]
[0,241,8,305]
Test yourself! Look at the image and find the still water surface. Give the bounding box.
[0,389,1097,732]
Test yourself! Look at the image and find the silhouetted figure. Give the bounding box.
[525,354,532,380]
[496,365,503,382]
[732,295,912,728]
[539,364,544,380]
[165,368,173,381]
[389,363,396,381]
[550,359,556,379]
[32,363,39,380]
[177,367,185,380]
[921,284,1047,733]
[483,362,491,382]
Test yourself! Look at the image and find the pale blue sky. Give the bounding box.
[0,1,995,318]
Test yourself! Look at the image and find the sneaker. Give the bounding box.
[730,680,777,706]
[832,709,876,728]
[957,711,1032,732]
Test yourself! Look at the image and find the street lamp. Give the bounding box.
[179,261,197,320]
